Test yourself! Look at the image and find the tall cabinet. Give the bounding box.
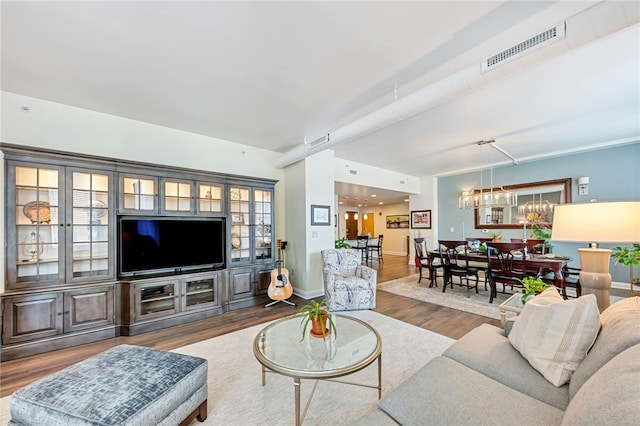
[2,151,118,360]
[227,184,276,309]
[1,144,278,360]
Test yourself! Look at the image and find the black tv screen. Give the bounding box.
[119,217,225,276]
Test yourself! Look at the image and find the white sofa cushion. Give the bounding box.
[508,288,600,387]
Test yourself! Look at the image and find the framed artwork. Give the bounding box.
[231,214,243,225]
[411,210,432,229]
[311,204,331,226]
[386,214,409,229]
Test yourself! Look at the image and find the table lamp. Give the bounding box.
[551,201,640,312]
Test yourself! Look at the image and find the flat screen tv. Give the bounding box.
[119,217,226,277]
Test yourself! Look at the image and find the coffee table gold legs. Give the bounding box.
[378,353,382,399]
[261,364,266,386]
[294,378,301,426]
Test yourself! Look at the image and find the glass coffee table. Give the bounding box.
[498,292,526,326]
[253,314,382,426]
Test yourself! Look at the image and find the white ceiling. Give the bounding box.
[2,1,639,205]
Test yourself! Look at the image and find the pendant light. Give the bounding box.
[363,199,369,220]
[459,140,517,209]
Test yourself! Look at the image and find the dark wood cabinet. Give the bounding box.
[1,284,118,360]
[1,144,277,359]
[121,271,223,335]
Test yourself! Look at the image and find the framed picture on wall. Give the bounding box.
[386,214,409,229]
[311,204,331,226]
[411,210,432,229]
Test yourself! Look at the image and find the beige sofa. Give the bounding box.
[354,296,640,425]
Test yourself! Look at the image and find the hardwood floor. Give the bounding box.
[0,254,500,397]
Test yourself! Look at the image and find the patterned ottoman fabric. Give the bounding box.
[9,344,208,426]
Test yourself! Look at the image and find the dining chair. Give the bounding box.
[368,234,384,264]
[355,235,370,265]
[485,242,537,303]
[438,240,480,295]
[540,265,581,299]
[510,238,548,254]
[414,237,440,287]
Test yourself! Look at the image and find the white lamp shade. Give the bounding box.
[551,201,640,243]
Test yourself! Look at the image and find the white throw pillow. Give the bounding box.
[508,287,600,387]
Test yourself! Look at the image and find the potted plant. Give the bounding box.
[299,298,337,340]
[491,231,504,242]
[517,276,552,304]
[335,237,351,249]
[531,225,553,250]
[612,243,640,295]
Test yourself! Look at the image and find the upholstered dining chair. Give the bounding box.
[321,249,377,311]
[414,237,442,287]
[438,240,480,295]
[485,242,537,303]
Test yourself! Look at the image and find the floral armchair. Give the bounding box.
[321,249,377,311]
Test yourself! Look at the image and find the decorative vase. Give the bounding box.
[310,313,330,338]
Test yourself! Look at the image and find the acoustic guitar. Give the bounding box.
[268,240,293,301]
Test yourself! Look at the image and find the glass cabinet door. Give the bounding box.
[69,170,113,281]
[120,174,157,213]
[183,276,216,310]
[161,179,194,214]
[253,188,273,261]
[229,186,251,264]
[136,281,177,320]
[197,182,223,214]
[12,165,63,287]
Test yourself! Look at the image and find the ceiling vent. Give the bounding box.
[481,22,566,73]
[307,133,330,149]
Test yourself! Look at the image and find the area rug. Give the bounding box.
[0,310,454,426]
[378,273,513,319]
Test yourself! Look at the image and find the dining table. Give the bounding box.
[427,250,571,302]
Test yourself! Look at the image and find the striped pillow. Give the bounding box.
[508,287,600,387]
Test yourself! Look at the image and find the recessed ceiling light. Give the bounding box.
[404,199,409,202]
[338,201,343,205]
[379,202,384,205]
[371,194,377,197]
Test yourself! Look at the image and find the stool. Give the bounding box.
[9,344,208,426]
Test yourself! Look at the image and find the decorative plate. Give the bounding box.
[23,201,51,224]
[91,200,107,217]
[231,233,242,249]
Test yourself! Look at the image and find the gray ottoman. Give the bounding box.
[9,344,208,426]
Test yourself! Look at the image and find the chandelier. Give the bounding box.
[518,191,555,222]
[459,140,517,209]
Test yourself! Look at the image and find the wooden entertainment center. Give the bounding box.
[1,144,277,360]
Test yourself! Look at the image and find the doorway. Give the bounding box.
[346,212,358,239]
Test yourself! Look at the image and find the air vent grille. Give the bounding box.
[482,23,565,73]
[308,133,330,148]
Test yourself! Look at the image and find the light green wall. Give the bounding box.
[437,143,640,283]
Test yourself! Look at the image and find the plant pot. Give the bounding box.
[310,314,330,338]
[493,238,501,243]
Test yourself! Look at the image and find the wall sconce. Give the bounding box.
[578,177,590,195]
